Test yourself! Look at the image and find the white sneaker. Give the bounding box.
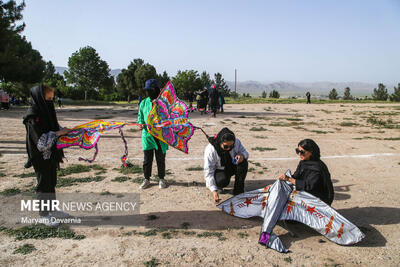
[40,215,59,227]
[49,210,70,219]
[159,179,168,189]
[140,179,151,189]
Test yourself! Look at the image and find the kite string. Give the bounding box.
[78,143,99,163]
[193,126,210,139]
[119,127,128,167]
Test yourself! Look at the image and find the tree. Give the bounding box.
[172,70,202,98]
[43,60,65,88]
[135,63,157,97]
[116,58,144,102]
[200,71,213,89]
[269,90,280,98]
[261,90,267,98]
[214,72,230,96]
[372,83,389,101]
[64,46,112,100]
[329,88,338,100]
[157,71,170,88]
[0,0,25,53]
[343,87,353,100]
[390,83,400,102]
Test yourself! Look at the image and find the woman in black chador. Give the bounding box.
[279,139,334,205]
[23,85,71,226]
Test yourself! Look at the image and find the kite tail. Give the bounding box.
[78,143,99,163]
[119,127,128,167]
[193,126,210,139]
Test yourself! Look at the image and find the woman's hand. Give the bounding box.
[235,154,244,164]
[279,173,288,181]
[57,128,71,137]
[213,190,220,204]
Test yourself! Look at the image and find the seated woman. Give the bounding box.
[279,139,334,205]
[204,128,249,203]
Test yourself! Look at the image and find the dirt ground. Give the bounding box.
[0,102,399,266]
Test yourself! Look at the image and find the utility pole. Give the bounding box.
[234,69,237,93]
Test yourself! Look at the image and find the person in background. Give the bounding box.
[204,127,249,203]
[0,90,10,110]
[137,79,169,189]
[219,91,225,113]
[279,139,334,205]
[23,84,72,226]
[306,91,311,104]
[199,87,208,115]
[186,90,194,112]
[208,85,219,118]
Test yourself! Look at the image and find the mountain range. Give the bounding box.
[56,67,395,97]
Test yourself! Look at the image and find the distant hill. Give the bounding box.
[56,66,395,97]
[226,81,396,97]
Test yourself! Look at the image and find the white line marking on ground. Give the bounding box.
[101,153,400,162]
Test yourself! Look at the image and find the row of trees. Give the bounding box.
[328,84,400,101]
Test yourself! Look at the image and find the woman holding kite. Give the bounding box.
[204,128,249,203]
[23,84,71,226]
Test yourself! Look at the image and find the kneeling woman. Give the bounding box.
[204,128,249,203]
[279,139,334,205]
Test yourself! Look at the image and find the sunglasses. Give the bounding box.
[295,148,306,156]
[222,144,234,150]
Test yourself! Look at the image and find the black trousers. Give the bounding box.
[214,159,248,195]
[143,139,165,180]
[32,159,58,216]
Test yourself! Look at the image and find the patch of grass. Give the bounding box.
[197,231,223,238]
[0,188,21,196]
[185,166,203,171]
[1,225,85,241]
[161,232,172,239]
[252,147,277,152]
[0,172,6,177]
[100,191,113,195]
[111,176,131,182]
[183,231,196,235]
[13,172,36,178]
[384,137,400,141]
[284,256,292,263]
[339,122,359,127]
[13,244,36,255]
[238,232,248,238]
[143,257,159,267]
[286,117,303,121]
[132,177,145,184]
[136,229,159,236]
[248,167,256,172]
[367,116,400,129]
[58,164,91,177]
[118,162,142,175]
[311,130,328,134]
[251,162,261,167]
[181,222,190,229]
[57,176,105,187]
[254,135,267,139]
[249,126,268,131]
[269,121,304,127]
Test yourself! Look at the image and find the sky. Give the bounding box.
[20,0,400,83]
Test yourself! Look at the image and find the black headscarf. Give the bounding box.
[24,85,60,132]
[208,127,236,170]
[23,85,63,163]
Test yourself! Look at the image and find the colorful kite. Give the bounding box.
[217,179,365,253]
[57,120,130,166]
[57,82,197,165]
[146,81,194,153]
